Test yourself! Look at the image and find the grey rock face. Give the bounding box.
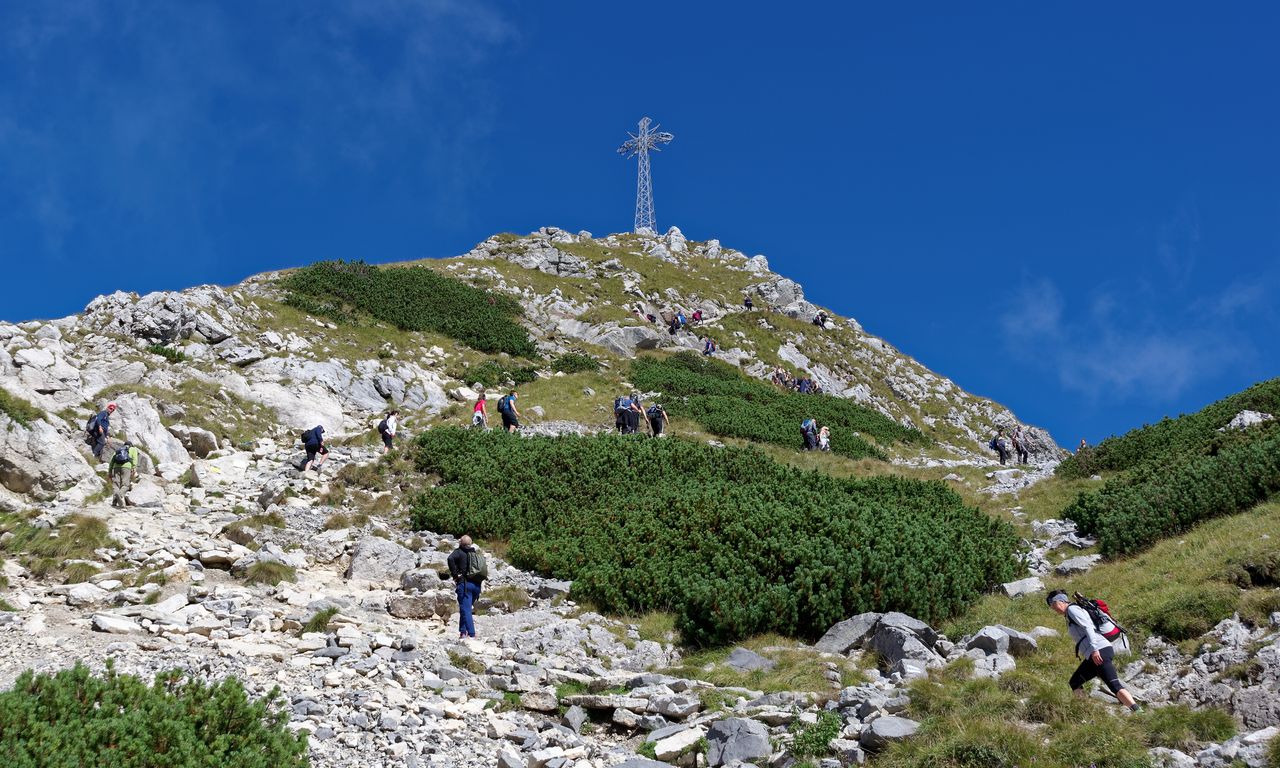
[346,536,417,583]
[387,592,455,620]
[869,626,943,671]
[1002,576,1044,598]
[1055,555,1102,575]
[815,612,883,654]
[167,424,219,458]
[725,647,777,673]
[0,415,99,499]
[860,715,920,750]
[706,717,771,767]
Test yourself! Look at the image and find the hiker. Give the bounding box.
[377,410,398,454]
[447,535,488,640]
[109,441,139,508]
[297,425,328,472]
[1012,426,1030,464]
[1046,590,1139,711]
[614,394,629,433]
[818,425,831,452]
[691,309,703,323]
[646,403,669,437]
[472,389,488,429]
[1078,438,1088,454]
[989,431,1010,465]
[86,402,117,461]
[625,392,645,435]
[497,391,521,432]
[801,418,819,451]
[702,338,717,356]
[744,295,754,310]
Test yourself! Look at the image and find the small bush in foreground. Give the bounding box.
[0,387,44,427]
[300,606,339,635]
[0,662,308,767]
[1140,704,1236,751]
[411,429,1017,646]
[790,711,840,758]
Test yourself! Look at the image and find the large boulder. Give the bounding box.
[82,287,241,344]
[0,415,99,500]
[387,592,455,620]
[114,394,190,465]
[706,717,771,767]
[869,625,944,671]
[860,715,920,751]
[597,325,664,357]
[167,424,219,458]
[346,536,417,584]
[815,612,883,654]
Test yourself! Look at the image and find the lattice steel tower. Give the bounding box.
[617,117,674,234]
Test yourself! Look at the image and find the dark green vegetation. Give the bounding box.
[0,662,308,767]
[466,360,539,389]
[1060,377,1280,478]
[0,387,44,427]
[630,353,925,460]
[1052,377,1280,556]
[551,351,600,374]
[790,711,841,759]
[410,429,1017,646]
[1066,421,1280,556]
[146,344,186,363]
[282,260,536,357]
[300,606,339,635]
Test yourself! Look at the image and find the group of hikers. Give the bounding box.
[613,392,669,436]
[772,367,825,395]
[630,304,706,336]
[988,425,1031,465]
[800,417,831,452]
[84,402,139,507]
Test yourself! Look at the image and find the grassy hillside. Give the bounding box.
[409,429,1017,646]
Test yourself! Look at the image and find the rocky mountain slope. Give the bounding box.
[2,228,1277,768]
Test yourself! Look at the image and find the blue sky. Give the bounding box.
[2,2,1277,445]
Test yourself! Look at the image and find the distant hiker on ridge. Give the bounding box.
[109,441,139,508]
[378,410,398,454]
[447,535,487,640]
[86,401,116,461]
[989,430,1010,465]
[1012,426,1030,465]
[1046,590,1140,712]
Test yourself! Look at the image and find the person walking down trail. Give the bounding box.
[85,402,117,461]
[989,431,1010,465]
[702,338,717,356]
[801,418,819,451]
[497,391,521,433]
[1046,590,1140,711]
[646,403,669,437]
[296,425,328,473]
[818,425,831,452]
[472,390,488,429]
[1012,426,1030,465]
[743,295,754,310]
[109,441,139,508]
[447,535,488,640]
[377,410,399,454]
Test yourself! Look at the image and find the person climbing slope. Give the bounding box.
[297,425,328,473]
[1046,590,1140,711]
[447,535,488,640]
[377,410,398,454]
[497,391,521,433]
[646,402,669,437]
[86,401,117,461]
[109,441,139,508]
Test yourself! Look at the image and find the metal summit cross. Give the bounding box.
[617,117,674,234]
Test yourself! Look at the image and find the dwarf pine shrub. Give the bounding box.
[0,662,308,767]
[282,260,536,357]
[410,429,1017,646]
[630,353,926,460]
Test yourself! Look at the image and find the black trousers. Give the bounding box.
[1069,645,1124,694]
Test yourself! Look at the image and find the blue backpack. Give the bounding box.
[801,418,817,435]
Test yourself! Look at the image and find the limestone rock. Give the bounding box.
[860,715,920,751]
[0,415,99,500]
[706,717,770,767]
[815,612,882,655]
[167,424,219,458]
[1002,577,1044,598]
[346,536,417,584]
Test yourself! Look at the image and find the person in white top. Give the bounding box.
[1047,590,1139,711]
[378,410,398,454]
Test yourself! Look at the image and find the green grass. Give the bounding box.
[791,711,841,759]
[0,387,45,427]
[300,607,339,635]
[1139,705,1236,751]
[665,634,863,695]
[145,344,186,363]
[479,585,530,614]
[0,513,116,580]
[447,650,486,676]
[241,561,297,587]
[222,511,286,536]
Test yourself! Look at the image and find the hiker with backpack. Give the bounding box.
[472,389,488,429]
[447,535,488,640]
[109,441,139,508]
[801,418,819,451]
[702,338,717,356]
[377,410,398,454]
[497,391,520,433]
[989,431,1010,465]
[86,402,117,461]
[1046,589,1140,711]
[646,403,669,437]
[1012,426,1030,464]
[744,295,754,310]
[296,425,328,473]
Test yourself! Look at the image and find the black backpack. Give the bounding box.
[377,418,389,435]
[112,446,131,466]
[1072,592,1125,640]
[646,405,663,418]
